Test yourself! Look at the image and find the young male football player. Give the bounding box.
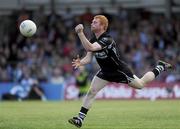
[68,15,172,128]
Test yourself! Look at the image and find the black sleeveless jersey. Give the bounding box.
[90,32,128,73]
[90,32,134,83]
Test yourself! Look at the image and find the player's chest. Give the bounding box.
[94,50,108,59]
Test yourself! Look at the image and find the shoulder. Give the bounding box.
[99,33,114,45]
[101,36,113,43]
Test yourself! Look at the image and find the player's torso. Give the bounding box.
[94,45,123,72]
[91,33,127,72]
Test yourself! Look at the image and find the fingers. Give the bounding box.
[74,65,78,69]
[72,63,79,69]
[72,60,79,69]
[72,59,79,63]
[72,55,80,62]
[78,24,83,29]
[72,55,81,69]
[76,24,83,28]
[75,24,84,33]
[72,63,76,67]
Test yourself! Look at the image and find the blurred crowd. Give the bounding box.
[0,6,179,84]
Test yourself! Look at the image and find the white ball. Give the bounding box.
[19,20,37,37]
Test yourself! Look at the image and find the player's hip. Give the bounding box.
[96,68,134,84]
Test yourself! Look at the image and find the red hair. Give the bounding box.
[94,15,108,31]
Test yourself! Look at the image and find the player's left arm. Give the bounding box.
[78,33,102,51]
[75,24,102,52]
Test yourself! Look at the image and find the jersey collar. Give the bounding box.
[93,32,108,40]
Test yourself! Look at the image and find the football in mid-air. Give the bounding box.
[19,20,37,37]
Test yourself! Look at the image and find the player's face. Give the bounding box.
[91,18,102,32]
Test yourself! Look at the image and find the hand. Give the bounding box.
[72,55,81,69]
[75,24,84,34]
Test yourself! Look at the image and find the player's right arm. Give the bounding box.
[75,24,102,52]
[72,52,93,69]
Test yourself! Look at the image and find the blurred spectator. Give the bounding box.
[0,7,179,84]
[61,7,75,28]
[33,5,46,25]
[2,71,46,101]
[165,73,179,97]
[49,66,65,84]
[75,66,89,99]
[48,8,61,27]
[17,8,30,27]
[116,6,128,21]
[80,7,94,24]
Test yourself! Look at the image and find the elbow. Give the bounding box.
[85,47,92,52]
[86,46,95,52]
[86,48,93,52]
[85,43,96,52]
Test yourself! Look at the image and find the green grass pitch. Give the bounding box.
[0,100,179,129]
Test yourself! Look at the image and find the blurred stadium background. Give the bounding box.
[0,0,179,100]
[0,0,180,129]
[0,0,180,99]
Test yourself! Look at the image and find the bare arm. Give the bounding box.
[72,52,93,69]
[80,52,93,65]
[75,24,102,52]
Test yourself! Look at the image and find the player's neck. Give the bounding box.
[94,30,105,39]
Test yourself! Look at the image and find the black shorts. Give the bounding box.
[96,68,134,84]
